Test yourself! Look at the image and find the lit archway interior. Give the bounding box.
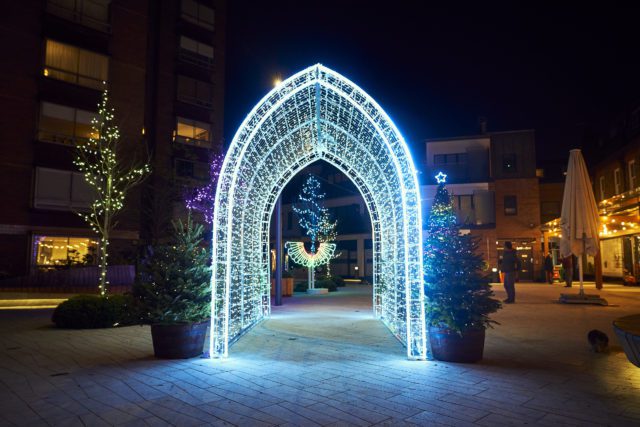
[211,64,426,359]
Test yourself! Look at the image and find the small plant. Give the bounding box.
[133,215,211,325]
[316,277,338,292]
[294,281,308,292]
[282,270,294,278]
[52,294,136,329]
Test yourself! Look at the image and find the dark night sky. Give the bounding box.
[223,2,640,170]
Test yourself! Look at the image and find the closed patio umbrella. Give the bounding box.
[559,149,607,305]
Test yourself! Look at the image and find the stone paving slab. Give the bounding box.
[1,284,639,426]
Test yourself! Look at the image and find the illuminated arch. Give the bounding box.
[211,64,426,359]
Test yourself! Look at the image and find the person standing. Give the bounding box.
[561,255,573,287]
[544,253,554,284]
[500,241,521,303]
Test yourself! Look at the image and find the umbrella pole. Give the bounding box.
[578,256,584,297]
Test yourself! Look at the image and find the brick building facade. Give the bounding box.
[0,0,225,279]
[423,130,543,280]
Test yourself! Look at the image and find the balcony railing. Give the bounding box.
[46,1,111,33]
[44,66,106,91]
[178,49,214,69]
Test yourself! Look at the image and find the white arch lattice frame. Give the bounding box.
[210,64,427,359]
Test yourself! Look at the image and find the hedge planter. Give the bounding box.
[151,321,208,359]
[429,326,485,363]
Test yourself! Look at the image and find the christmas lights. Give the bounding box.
[185,153,224,224]
[285,241,336,269]
[210,64,426,359]
[74,89,150,296]
[291,175,338,288]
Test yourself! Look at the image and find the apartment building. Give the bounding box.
[0,0,225,279]
[423,130,543,280]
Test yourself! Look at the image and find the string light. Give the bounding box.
[185,153,224,223]
[73,89,150,296]
[209,64,426,360]
[285,242,336,269]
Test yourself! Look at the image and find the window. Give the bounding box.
[44,39,108,90]
[179,36,214,68]
[433,152,467,165]
[502,153,517,173]
[287,211,292,230]
[34,235,98,268]
[47,0,111,32]
[175,117,211,147]
[599,176,606,200]
[34,167,94,210]
[174,158,209,180]
[504,195,517,216]
[177,75,213,107]
[454,195,474,225]
[614,168,622,194]
[38,102,97,145]
[181,0,214,30]
[629,160,637,190]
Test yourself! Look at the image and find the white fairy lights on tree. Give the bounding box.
[210,65,426,360]
[74,89,150,296]
[291,175,336,288]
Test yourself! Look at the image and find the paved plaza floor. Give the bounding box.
[1,283,639,426]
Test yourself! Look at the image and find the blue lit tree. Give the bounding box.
[292,175,336,288]
[424,178,501,334]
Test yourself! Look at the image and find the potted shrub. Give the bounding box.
[424,181,501,363]
[133,216,211,359]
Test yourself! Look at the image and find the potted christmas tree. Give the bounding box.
[134,215,211,359]
[424,177,501,362]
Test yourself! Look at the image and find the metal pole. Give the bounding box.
[275,195,283,306]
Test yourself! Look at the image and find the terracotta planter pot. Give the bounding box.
[150,321,208,359]
[270,277,294,297]
[429,326,485,363]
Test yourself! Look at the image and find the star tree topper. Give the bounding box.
[435,171,447,184]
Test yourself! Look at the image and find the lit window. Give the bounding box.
[504,195,517,216]
[44,39,109,90]
[47,0,111,32]
[177,75,213,107]
[614,168,622,194]
[502,153,517,173]
[175,117,211,147]
[34,167,94,210]
[179,36,214,68]
[34,235,98,268]
[629,160,637,190]
[38,101,97,145]
[181,0,214,30]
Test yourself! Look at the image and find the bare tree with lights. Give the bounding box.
[74,89,150,296]
[292,175,338,288]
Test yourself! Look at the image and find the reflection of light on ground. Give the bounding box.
[0,305,59,310]
[0,299,66,310]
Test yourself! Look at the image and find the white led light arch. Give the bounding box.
[211,64,426,359]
